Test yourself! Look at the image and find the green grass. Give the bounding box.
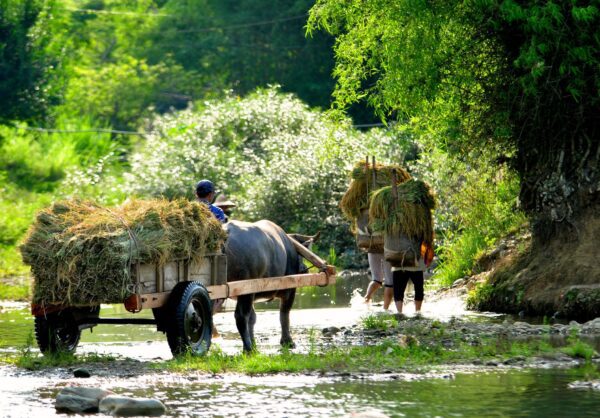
[157,336,566,375]
[465,283,494,309]
[362,313,399,331]
[434,229,488,287]
[0,278,30,300]
[1,333,116,370]
[562,339,596,362]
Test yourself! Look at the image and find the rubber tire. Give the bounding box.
[34,310,81,355]
[166,282,213,356]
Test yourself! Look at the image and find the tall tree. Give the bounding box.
[0,0,68,123]
[308,0,600,244]
[141,0,336,109]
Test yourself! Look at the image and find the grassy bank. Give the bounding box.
[3,315,597,376]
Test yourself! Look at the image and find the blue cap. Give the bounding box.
[195,179,214,197]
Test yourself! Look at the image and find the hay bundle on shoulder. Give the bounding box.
[20,198,227,307]
[339,161,411,221]
[369,179,435,267]
[339,161,411,252]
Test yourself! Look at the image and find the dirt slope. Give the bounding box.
[469,210,600,321]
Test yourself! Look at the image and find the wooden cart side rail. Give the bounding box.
[125,268,336,311]
[209,269,336,300]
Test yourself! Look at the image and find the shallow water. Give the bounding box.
[1,275,599,417]
[1,364,599,417]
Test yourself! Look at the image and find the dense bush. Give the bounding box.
[120,87,412,266]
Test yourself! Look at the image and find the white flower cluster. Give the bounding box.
[125,87,410,237]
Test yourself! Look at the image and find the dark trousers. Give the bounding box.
[392,270,424,302]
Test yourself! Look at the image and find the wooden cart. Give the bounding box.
[31,238,336,356]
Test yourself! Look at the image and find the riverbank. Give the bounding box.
[3,305,599,377]
[465,212,600,321]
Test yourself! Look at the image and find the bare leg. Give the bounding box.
[395,300,404,314]
[415,300,423,312]
[365,281,382,303]
[383,287,394,310]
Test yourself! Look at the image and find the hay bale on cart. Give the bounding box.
[20,198,227,354]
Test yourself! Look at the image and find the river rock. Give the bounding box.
[323,326,341,337]
[55,387,114,413]
[99,395,166,416]
[568,380,600,390]
[73,368,91,378]
[581,318,600,334]
[451,278,466,288]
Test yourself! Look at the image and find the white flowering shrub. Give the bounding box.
[125,87,412,267]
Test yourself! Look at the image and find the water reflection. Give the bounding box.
[4,368,599,417]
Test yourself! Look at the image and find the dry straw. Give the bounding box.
[20,198,227,307]
[369,179,436,246]
[339,160,411,221]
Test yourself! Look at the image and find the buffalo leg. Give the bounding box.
[235,295,255,352]
[249,306,257,345]
[279,289,296,348]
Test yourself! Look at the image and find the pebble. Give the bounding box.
[73,368,91,378]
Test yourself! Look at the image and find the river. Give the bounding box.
[1,274,599,417]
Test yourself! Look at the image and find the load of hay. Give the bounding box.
[20,198,227,307]
[339,160,411,221]
[369,179,436,248]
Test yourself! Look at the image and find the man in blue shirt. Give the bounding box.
[195,179,227,223]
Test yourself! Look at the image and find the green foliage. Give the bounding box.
[413,153,526,286]
[118,87,411,257]
[0,0,70,122]
[562,339,596,362]
[309,0,600,236]
[142,0,335,108]
[0,278,29,300]
[0,120,123,276]
[466,283,495,309]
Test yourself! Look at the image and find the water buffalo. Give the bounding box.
[224,219,314,352]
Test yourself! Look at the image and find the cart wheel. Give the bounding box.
[34,310,81,354]
[166,282,213,356]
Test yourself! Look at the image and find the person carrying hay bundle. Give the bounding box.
[369,179,435,314]
[339,159,412,310]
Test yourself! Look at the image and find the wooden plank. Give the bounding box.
[207,271,336,300]
[287,235,328,269]
[132,291,170,310]
[133,267,337,310]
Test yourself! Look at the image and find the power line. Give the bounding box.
[16,125,146,136]
[66,7,307,32]
[66,7,169,17]
[175,15,307,33]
